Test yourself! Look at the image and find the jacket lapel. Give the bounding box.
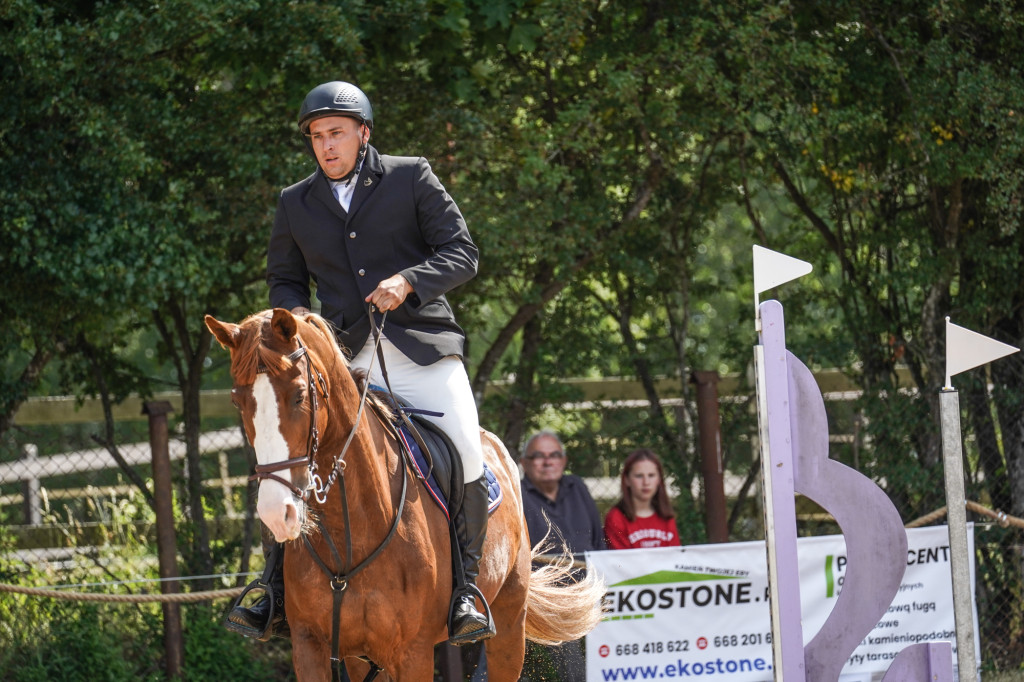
[348,146,383,221]
[311,171,347,220]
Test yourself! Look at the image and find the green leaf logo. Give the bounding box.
[611,570,736,587]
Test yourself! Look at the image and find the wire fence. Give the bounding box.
[1,375,1022,680]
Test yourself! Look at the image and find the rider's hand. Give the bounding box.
[366,274,413,312]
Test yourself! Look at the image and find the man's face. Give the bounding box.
[307,115,367,180]
[522,435,567,486]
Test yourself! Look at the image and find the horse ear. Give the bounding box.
[205,315,241,350]
[270,307,299,343]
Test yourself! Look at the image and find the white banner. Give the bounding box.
[586,525,978,681]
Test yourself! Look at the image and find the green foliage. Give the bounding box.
[0,0,365,412]
[0,479,285,680]
[0,597,290,681]
[184,605,290,682]
[0,601,140,682]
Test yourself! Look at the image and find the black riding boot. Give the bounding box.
[225,539,289,641]
[448,475,497,645]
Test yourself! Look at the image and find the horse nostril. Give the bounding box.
[283,500,304,532]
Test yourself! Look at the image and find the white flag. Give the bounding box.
[753,245,813,295]
[945,318,1019,388]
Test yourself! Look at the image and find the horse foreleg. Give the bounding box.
[291,630,332,682]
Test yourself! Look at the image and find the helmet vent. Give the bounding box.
[334,92,359,105]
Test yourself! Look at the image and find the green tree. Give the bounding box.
[0,0,368,581]
[698,0,1024,511]
[687,0,1024,659]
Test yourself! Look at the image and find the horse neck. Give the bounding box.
[317,387,398,522]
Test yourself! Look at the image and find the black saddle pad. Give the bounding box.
[396,417,501,520]
[374,393,502,520]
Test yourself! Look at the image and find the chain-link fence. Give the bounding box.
[1,374,1022,680]
[0,406,295,680]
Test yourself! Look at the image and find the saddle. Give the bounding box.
[374,388,501,519]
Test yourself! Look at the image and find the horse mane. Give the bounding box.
[351,368,396,422]
[228,311,293,384]
[229,310,394,421]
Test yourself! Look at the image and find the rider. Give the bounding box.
[228,81,494,646]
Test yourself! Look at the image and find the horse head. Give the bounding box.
[205,308,344,542]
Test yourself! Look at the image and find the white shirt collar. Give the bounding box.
[329,159,364,212]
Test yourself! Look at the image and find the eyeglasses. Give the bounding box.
[525,451,564,461]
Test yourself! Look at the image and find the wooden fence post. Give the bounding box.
[691,371,730,543]
[144,400,183,679]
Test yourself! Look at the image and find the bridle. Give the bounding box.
[247,341,324,501]
[246,317,383,504]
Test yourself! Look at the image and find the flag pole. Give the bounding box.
[937,388,978,682]
[940,317,1018,680]
[751,246,813,680]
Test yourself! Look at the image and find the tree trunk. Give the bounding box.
[498,314,543,453]
[155,301,215,590]
[0,346,54,437]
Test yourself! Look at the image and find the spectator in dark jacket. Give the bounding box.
[521,430,605,555]
[519,430,604,682]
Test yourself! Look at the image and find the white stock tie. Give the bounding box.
[334,180,355,212]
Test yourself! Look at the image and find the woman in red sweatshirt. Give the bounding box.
[604,449,681,550]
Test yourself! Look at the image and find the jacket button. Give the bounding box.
[349,231,356,239]
[358,269,366,276]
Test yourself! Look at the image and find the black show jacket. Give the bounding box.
[267,145,478,365]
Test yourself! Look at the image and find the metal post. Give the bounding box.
[938,389,978,682]
[218,451,233,516]
[691,371,729,543]
[144,400,183,679]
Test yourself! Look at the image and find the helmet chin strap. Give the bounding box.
[332,163,358,185]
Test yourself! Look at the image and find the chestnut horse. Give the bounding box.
[205,309,603,681]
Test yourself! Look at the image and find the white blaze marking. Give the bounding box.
[252,374,290,466]
[252,374,301,540]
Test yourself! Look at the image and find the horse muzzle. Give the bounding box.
[257,482,307,542]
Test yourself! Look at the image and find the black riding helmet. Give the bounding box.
[297,81,374,134]
[297,81,373,179]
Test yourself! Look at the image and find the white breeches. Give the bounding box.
[350,337,484,483]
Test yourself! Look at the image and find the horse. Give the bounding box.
[205,308,604,681]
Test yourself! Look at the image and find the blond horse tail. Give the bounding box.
[524,542,605,646]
